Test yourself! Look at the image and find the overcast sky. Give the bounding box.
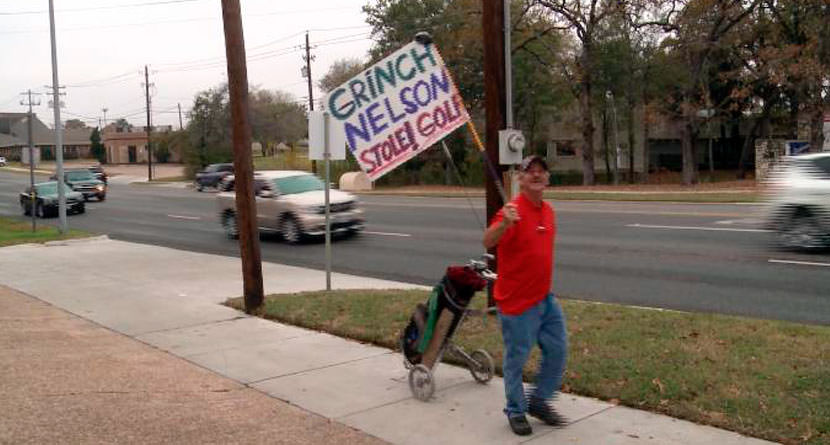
[0,0,374,130]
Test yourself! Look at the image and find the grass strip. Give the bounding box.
[226,290,828,445]
[0,216,91,246]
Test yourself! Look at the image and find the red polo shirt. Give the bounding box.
[489,193,556,315]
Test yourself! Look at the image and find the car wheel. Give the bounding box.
[78,203,86,214]
[21,201,30,216]
[280,215,303,244]
[196,182,204,192]
[222,212,239,239]
[778,210,826,250]
[35,202,45,218]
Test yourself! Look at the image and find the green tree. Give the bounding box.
[65,119,88,130]
[89,127,106,164]
[249,89,308,155]
[536,0,629,185]
[318,58,365,93]
[185,85,232,177]
[113,118,133,132]
[659,0,762,184]
[362,0,569,185]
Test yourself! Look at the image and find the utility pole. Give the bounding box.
[177,103,183,130]
[20,90,41,232]
[102,107,108,127]
[221,0,264,313]
[482,0,507,308]
[304,31,317,174]
[144,65,153,181]
[48,0,67,234]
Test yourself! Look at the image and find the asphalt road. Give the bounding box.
[2,169,829,325]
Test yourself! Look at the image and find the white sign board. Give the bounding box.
[308,111,346,160]
[324,40,470,181]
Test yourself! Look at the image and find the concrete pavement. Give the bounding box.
[0,237,775,444]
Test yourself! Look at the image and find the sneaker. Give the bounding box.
[507,414,533,436]
[528,397,568,427]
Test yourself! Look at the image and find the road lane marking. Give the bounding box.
[768,259,830,268]
[363,231,412,237]
[167,214,202,221]
[714,218,761,225]
[626,223,770,233]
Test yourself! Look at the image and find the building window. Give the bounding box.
[555,140,576,157]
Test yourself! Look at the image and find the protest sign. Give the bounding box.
[324,40,470,181]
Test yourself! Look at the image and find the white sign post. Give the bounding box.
[324,40,470,181]
[309,111,346,291]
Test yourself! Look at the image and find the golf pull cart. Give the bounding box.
[400,254,497,401]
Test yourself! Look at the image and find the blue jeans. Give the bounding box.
[498,294,567,417]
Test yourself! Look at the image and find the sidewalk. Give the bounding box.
[0,237,775,445]
[0,285,383,445]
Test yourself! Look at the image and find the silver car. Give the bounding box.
[763,153,830,249]
[216,170,364,243]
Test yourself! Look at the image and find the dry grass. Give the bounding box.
[226,290,829,445]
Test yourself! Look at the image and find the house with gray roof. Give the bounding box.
[0,112,93,162]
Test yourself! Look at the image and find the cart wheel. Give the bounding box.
[408,364,435,401]
[468,349,494,383]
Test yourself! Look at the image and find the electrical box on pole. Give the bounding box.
[498,129,525,165]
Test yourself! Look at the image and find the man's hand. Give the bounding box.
[501,203,520,228]
[484,202,520,249]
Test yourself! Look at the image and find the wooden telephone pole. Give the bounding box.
[221,0,264,312]
[304,31,317,174]
[482,0,508,307]
[144,65,153,181]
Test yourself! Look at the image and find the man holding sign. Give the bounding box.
[483,155,568,436]
[324,37,470,181]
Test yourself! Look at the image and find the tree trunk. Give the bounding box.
[580,70,595,185]
[602,108,611,184]
[627,97,636,184]
[737,117,762,180]
[641,106,650,184]
[681,115,698,185]
[809,106,824,152]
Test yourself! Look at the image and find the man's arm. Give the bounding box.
[483,203,519,249]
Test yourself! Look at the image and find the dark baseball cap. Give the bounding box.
[520,155,548,172]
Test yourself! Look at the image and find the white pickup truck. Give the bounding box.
[216,170,364,243]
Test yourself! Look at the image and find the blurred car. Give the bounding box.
[51,168,107,201]
[87,165,108,184]
[195,163,234,191]
[0,156,6,166]
[764,152,830,249]
[215,170,364,243]
[20,181,85,218]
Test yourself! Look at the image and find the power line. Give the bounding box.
[0,0,205,16]
[0,7,359,34]
[65,70,141,88]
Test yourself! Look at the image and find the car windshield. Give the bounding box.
[274,174,324,194]
[34,183,73,195]
[810,157,830,179]
[65,170,95,181]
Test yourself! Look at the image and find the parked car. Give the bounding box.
[0,156,6,166]
[764,152,830,250]
[216,170,364,243]
[87,165,108,184]
[20,181,85,218]
[195,163,234,191]
[51,168,107,201]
